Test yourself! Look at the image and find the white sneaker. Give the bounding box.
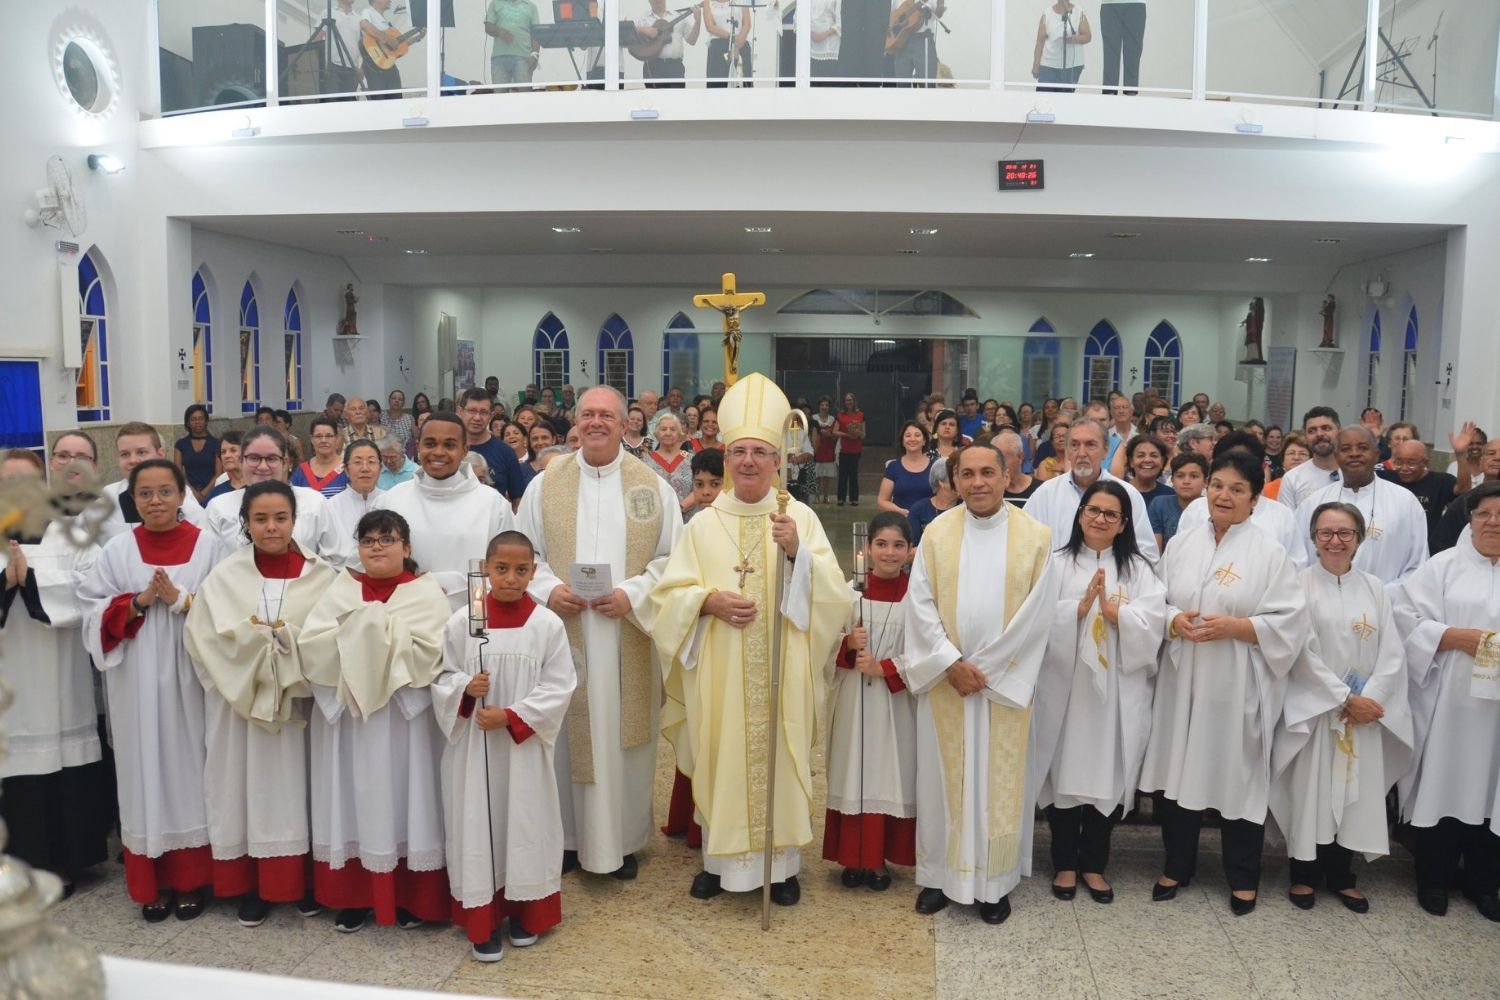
[507,919,539,948]
[471,935,504,963]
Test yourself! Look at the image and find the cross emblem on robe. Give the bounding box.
[734,558,755,589]
[1110,585,1130,605]
[1351,614,1377,639]
[1366,520,1383,540]
[1212,562,1241,587]
[693,272,765,388]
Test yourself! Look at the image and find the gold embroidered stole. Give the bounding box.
[542,454,663,783]
[735,506,774,851]
[921,505,1051,877]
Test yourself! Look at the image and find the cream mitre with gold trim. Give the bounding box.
[717,372,791,449]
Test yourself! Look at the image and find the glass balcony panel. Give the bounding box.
[443,0,613,93]
[884,0,991,87]
[1002,0,1194,97]
[1207,0,1366,108]
[1370,0,1498,119]
[621,0,793,88]
[158,1,269,114]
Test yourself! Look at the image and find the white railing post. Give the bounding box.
[1192,0,1208,100]
[1361,0,1378,110]
[265,0,280,106]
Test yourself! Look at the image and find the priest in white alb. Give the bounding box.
[1393,481,1500,920]
[902,443,1059,925]
[517,386,681,880]
[377,412,513,612]
[652,374,847,906]
[1295,427,1427,591]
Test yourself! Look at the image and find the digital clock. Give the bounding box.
[999,160,1044,191]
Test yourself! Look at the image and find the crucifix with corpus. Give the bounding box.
[693,272,765,388]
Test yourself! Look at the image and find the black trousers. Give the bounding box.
[1100,2,1146,94]
[1047,804,1122,875]
[0,761,113,882]
[644,57,685,88]
[1289,842,1356,892]
[837,452,861,503]
[1415,817,1500,898]
[706,38,753,87]
[362,59,402,99]
[1159,797,1265,892]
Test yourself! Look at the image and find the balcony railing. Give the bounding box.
[153,0,1499,121]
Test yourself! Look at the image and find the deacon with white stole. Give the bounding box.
[1268,502,1412,912]
[97,422,207,544]
[516,386,682,880]
[1295,427,1428,591]
[203,426,352,569]
[377,412,514,612]
[902,443,1060,925]
[1393,481,1500,920]
[652,373,847,905]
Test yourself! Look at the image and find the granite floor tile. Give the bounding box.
[153,900,335,976]
[936,946,1098,1000]
[291,920,469,991]
[87,940,162,960]
[443,981,651,999]
[49,867,194,950]
[1248,956,1420,1000]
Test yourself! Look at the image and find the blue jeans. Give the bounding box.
[1037,64,1084,93]
[492,54,534,85]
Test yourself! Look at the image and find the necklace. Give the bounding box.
[253,551,293,628]
[713,509,765,590]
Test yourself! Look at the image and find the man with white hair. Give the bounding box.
[517,386,682,880]
[992,430,1038,507]
[1024,421,1158,560]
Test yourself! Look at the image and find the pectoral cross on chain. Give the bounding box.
[734,558,755,589]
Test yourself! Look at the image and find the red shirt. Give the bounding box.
[836,411,866,455]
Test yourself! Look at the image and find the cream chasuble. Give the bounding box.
[902,504,1060,905]
[651,489,846,889]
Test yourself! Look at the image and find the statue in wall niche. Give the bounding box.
[1319,294,1338,348]
[337,284,359,336]
[1240,296,1266,364]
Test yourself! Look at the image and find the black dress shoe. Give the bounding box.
[978,896,1012,925]
[1471,893,1500,922]
[1417,887,1448,916]
[864,868,891,892]
[1335,890,1370,914]
[611,853,638,881]
[841,868,864,888]
[770,876,800,906]
[1084,882,1114,905]
[1152,878,1188,902]
[1288,889,1316,910]
[1050,882,1077,901]
[1229,893,1257,917]
[915,887,948,914]
[690,871,722,899]
[562,850,580,875]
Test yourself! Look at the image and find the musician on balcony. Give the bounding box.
[486,0,543,88]
[360,0,424,97]
[634,0,702,88]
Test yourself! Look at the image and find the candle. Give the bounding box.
[854,549,867,579]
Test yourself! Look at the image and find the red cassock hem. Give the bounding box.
[313,860,451,924]
[660,769,702,848]
[211,853,309,902]
[450,890,561,945]
[821,811,917,869]
[122,846,213,903]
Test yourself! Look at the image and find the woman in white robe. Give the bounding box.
[431,531,575,962]
[1268,501,1412,913]
[1394,481,1500,919]
[0,448,110,897]
[1138,451,1307,916]
[184,480,337,927]
[325,440,386,573]
[1034,480,1165,905]
[80,459,220,921]
[301,508,452,933]
[822,511,918,890]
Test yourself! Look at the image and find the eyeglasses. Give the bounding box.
[358,534,403,548]
[1314,528,1358,542]
[50,451,93,464]
[727,446,778,462]
[1080,504,1123,524]
[1472,511,1500,524]
[242,453,285,466]
[132,488,180,501]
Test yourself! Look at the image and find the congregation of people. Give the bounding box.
[4,371,1499,969]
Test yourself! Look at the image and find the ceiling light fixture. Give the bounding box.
[1025,110,1056,124]
[230,125,259,139]
[86,153,124,174]
[551,226,583,234]
[335,229,365,236]
[1068,252,1096,259]
[1109,232,1140,239]
[910,227,939,236]
[401,115,430,128]
[1312,238,1342,245]
[760,247,785,254]
[588,247,615,253]
[873,339,896,346]
[403,248,428,255]
[1235,122,1264,134]
[630,108,660,120]
[1245,256,1273,263]
[896,249,921,255]
[743,226,773,233]
[365,235,389,243]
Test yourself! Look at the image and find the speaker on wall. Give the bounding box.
[192,22,266,107]
[408,0,457,28]
[158,47,194,113]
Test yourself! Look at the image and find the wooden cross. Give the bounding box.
[693,272,765,388]
[734,558,755,590]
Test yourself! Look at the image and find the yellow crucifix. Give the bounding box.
[693,272,765,387]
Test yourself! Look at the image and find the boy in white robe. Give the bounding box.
[1269,501,1412,912]
[432,530,575,963]
[823,511,918,890]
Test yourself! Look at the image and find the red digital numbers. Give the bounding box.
[999,161,1044,190]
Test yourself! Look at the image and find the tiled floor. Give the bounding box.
[48,493,1500,998]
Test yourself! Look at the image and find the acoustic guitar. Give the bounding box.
[362,25,426,70]
[627,8,697,61]
[886,0,935,54]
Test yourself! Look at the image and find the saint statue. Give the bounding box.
[1319,295,1338,348]
[1240,297,1265,364]
[338,284,359,336]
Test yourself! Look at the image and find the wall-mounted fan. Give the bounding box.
[25,156,88,237]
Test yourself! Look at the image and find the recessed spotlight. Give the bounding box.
[1312,238,1342,245]
[335,229,365,236]
[743,226,773,234]
[760,247,785,254]
[588,247,615,253]
[551,226,583,234]
[1245,256,1273,263]
[86,153,125,174]
[896,249,921,255]
[873,339,896,346]
[910,227,939,236]
[403,248,428,255]
[1235,122,1265,134]
[1109,233,1140,239]
[1068,252,1096,259]
[1025,110,1056,124]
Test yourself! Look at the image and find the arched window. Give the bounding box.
[76,249,111,422]
[1144,321,1183,407]
[1399,306,1418,422]
[663,312,699,396]
[532,312,570,391]
[239,281,261,413]
[192,269,214,412]
[1082,320,1121,403]
[1023,318,1060,403]
[1364,312,1382,411]
[284,287,303,411]
[597,313,634,398]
